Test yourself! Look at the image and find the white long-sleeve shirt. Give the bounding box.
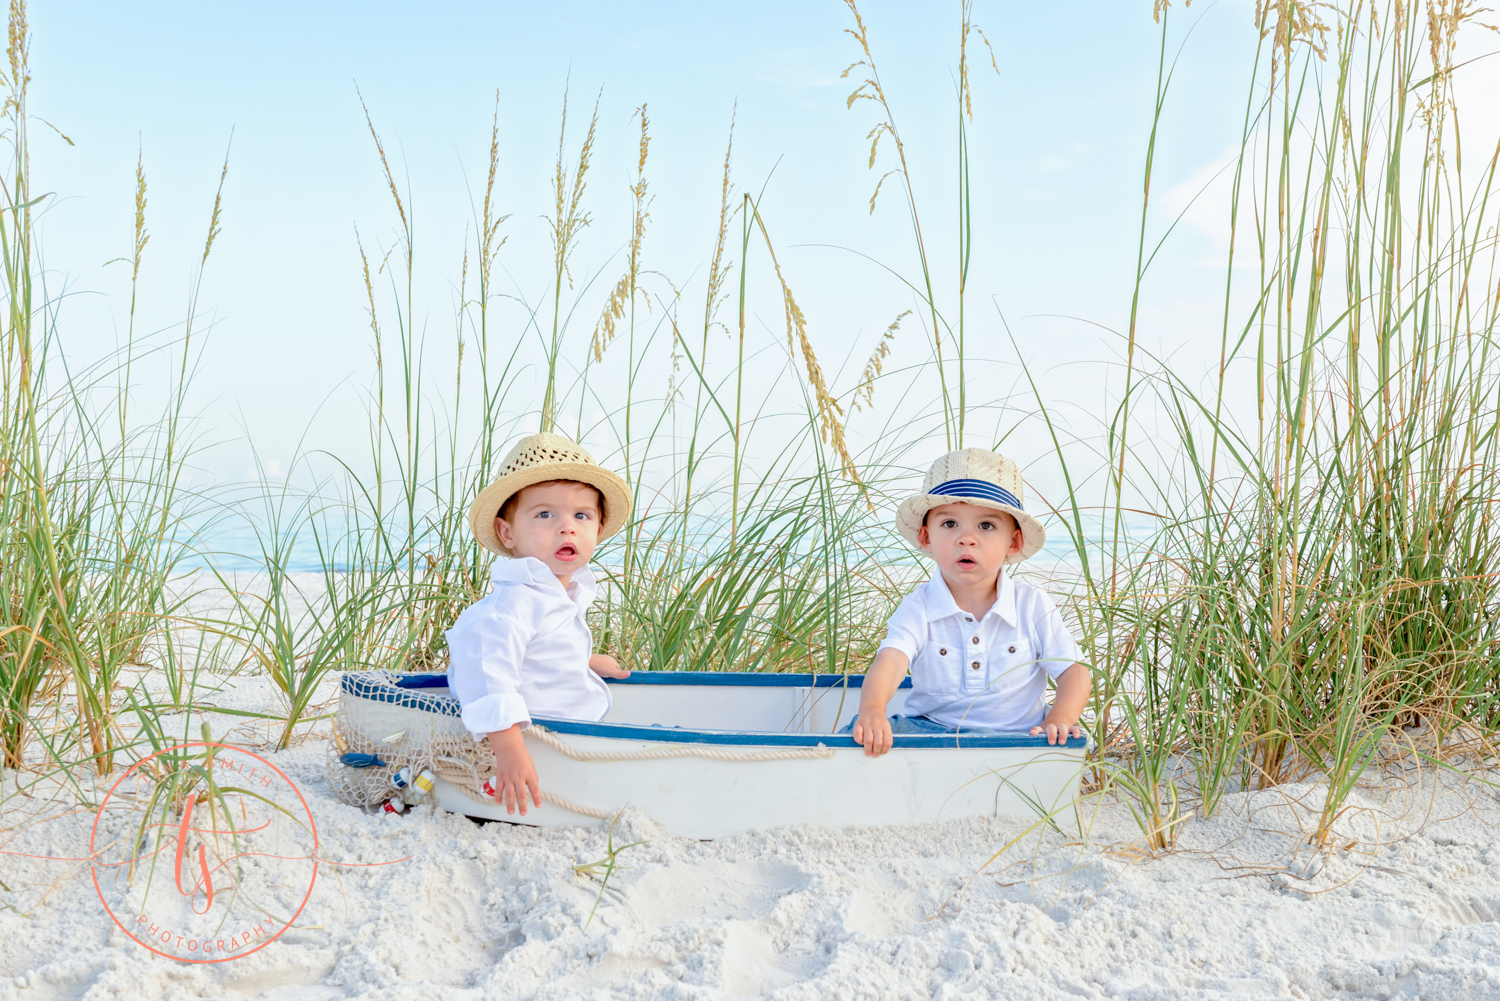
[444,557,611,739]
[877,567,1081,731]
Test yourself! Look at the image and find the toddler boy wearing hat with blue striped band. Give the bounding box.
[849,448,1091,755]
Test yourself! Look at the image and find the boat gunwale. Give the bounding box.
[342,671,1088,751]
[533,715,1088,750]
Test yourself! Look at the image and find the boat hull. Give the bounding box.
[339,671,1086,839]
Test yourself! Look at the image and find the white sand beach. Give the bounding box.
[3,671,1500,1001]
[5,0,1498,995]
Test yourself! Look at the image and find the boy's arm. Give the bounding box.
[1030,662,1090,745]
[449,594,540,740]
[852,648,910,758]
[487,724,541,816]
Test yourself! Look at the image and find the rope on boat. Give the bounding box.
[524,725,836,763]
[430,750,614,819]
[537,790,614,819]
[427,727,834,820]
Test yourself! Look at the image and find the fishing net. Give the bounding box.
[326,670,495,809]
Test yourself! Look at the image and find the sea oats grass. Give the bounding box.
[1046,0,1500,849]
[0,2,1496,874]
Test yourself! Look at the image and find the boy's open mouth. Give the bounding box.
[956,555,977,569]
[555,544,578,560]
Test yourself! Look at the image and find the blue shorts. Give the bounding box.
[836,714,998,736]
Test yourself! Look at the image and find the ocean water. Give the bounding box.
[174,505,1160,578]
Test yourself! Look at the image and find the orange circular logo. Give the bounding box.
[90,741,319,963]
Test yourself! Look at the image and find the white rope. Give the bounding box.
[430,752,615,820]
[525,725,836,763]
[426,726,835,823]
[539,790,613,820]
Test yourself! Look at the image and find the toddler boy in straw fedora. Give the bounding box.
[443,432,633,816]
[849,448,1090,755]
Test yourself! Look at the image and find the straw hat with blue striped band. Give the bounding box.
[895,448,1046,564]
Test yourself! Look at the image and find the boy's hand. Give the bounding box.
[851,648,908,759]
[588,653,630,679]
[487,724,541,816]
[1030,721,1085,745]
[1032,664,1091,746]
[852,710,894,757]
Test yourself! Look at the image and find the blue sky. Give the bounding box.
[29,0,1272,493]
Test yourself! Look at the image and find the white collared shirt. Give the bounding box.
[877,567,1081,730]
[444,557,611,739]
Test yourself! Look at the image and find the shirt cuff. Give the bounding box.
[1039,646,1083,679]
[460,693,531,740]
[877,637,919,661]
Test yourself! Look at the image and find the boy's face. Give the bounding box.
[917,502,1022,588]
[495,480,602,581]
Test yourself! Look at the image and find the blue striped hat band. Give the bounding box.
[928,478,1023,511]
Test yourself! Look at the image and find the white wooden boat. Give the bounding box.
[334,670,1086,839]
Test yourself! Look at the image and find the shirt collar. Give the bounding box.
[994,566,1017,625]
[925,567,966,620]
[491,557,597,606]
[925,565,1016,626]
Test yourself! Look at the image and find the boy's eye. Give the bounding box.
[536,510,552,519]
[979,521,994,531]
[574,511,592,521]
[940,519,956,528]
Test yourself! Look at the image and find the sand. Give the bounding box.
[3,665,1500,1001]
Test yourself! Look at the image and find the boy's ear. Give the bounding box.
[916,524,932,551]
[495,515,514,550]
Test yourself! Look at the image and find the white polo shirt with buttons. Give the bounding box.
[444,556,612,740]
[877,567,1082,731]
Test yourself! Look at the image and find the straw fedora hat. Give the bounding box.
[895,448,1046,564]
[468,432,631,557]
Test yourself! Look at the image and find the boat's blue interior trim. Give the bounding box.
[345,672,462,716]
[393,673,450,689]
[347,671,1084,749]
[606,671,913,689]
[535,714,1085,750]
[390,670,912,690]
